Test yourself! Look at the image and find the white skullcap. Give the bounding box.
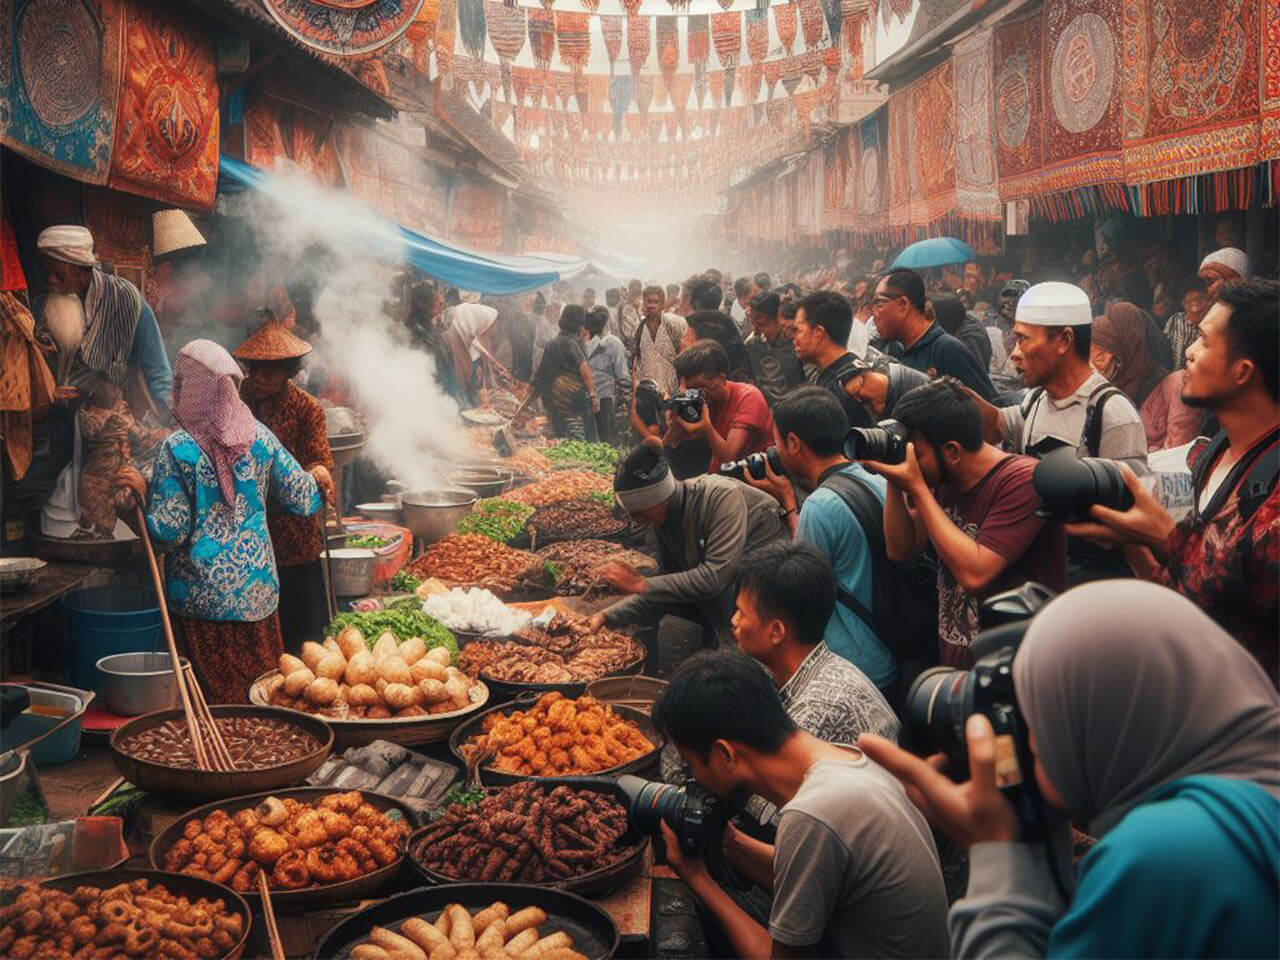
[1015,281,1093,327]
[1199,247,1250,278]
[36,225,97,267]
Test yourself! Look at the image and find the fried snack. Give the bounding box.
[413,782,632,884]
[498,471,612,508]
[526,502,622,542]
[162,791,409,893]
[0,877,244,960]
[406,535,542,592]
[352,904,586,960]
[461,692,653,776]
[458,616,644,685]
[535,541,655,596]
[505,447,553,479]
[263,641,479,720]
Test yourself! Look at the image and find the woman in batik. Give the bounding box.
[76,373,167,538]
[115,340,322,703]
[234,314,334,655]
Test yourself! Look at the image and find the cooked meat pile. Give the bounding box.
[413,781,633,883]
[536,540,655,595]
[459,615,644,684]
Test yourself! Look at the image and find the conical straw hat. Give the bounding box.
[233,315,312,361]
[152,209,206,257]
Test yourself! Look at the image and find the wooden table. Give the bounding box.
[0,562,111,632]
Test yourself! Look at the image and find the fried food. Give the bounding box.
[162,791,409,892]
[536,540,655,596]
[354,903,587,960]
[462,692,653,776]
[406,535,542,592]
[412,782,634,883]
[459,615,645,684]
[498,470,612,507]
[526,502,622,542]
[0,878,244,960]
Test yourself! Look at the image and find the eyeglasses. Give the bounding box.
[871,295,902,307]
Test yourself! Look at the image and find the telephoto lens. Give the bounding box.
[616,774,723,858]
[1031,451,1134,521]
[717,447,786,482]
[844,418,911,464]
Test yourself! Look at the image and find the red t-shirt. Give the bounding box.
[709,381,773,471]
[937,454,1067,666]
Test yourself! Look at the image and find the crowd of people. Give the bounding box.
[5,214,1277,958]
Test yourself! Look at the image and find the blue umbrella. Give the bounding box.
[891,237,977,270]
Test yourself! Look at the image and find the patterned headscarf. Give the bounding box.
[172,340,256,505]
[1014,581,1280,836]
[1093,301,1166,403]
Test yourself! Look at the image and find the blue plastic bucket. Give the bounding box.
[60,587,163,693]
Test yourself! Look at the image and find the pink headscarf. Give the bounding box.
[172,340,256,505]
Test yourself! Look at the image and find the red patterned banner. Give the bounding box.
[746,7,769,63]
[450,180,505,251]
[555,11,590,74]
[687,14,709,66]
[799,0,823,49]
[952,30,1000,220]
[600,14,623,68]
[245,94,342,186]
[527,8,555,70]
[774,1,796,53]
[108,0,219,211]
[628,14,651,73]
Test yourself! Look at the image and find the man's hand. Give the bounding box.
[745,458,796,511]
[593,559,648,595]
[682,397,712,437]
[660,821,709,883]
[309,465,335,503]
[590,394,600,414]
[1077,462,1176,551]
[858,715,1020,848]
[859,442,928,497]
[584,613,607,632]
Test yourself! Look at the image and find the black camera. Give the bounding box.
[845,418,911,464]
[903,583,1055,833]
[665,389,706,425]
[1031,451,1134,521]
[617,775,726,874]
[718,446,785,482]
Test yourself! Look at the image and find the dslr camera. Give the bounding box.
[718,446,785,482]
[845,418,911,464]
[904,583,1055,833]
[1031,449,1135,522]
[617,775,727,874]
[665,390,706,424]
[634,381,706,426]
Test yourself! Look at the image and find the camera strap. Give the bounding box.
[1024,383,1125,458]
[1190,428,1280,525]
[816,467,889,631]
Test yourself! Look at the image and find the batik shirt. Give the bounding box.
[146,423,322,622]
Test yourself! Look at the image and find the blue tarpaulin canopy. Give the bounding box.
[218,155,582,295]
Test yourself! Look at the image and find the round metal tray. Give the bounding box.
[448,698,662,786]
[149,787,416,914]
[34,869,252,959]
[477,648,646,703]
[108,705,333,801]
[311,883,620,960]
[408,787,648,897]
[249,673,490,749]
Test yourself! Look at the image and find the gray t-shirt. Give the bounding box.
[770,750,951,958]
[999,370,1149,474]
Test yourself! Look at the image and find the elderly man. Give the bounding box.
[36,225,172,413]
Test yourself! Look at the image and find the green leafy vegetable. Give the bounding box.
[545,440,620,474]
[325,609,458,657]
[347,534,391,549]
[457,498,535,543]
[8,791,47,827]
[440,783,488,809]
[390,570,422,594]
[585,489,618,508]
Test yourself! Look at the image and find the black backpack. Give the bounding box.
[1021,382,1126,457]
[818,468,939,667]
[1189,428,1279,525]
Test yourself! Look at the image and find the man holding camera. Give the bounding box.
[1069,277,1279,683]
[652,650,950,959]
[743,387,898,693]
[872,269,999,402]
[664,340,772,474]
[869,378,1066,667]
[590,440,789,650]
[745,292,807,406]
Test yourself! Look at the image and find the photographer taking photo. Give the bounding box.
[653,649,949,959]
[664,339,772,473]
[1066,277,1278,682]
[860,581,1280,959]
[836,353,930,423]
[869,378,1066,667]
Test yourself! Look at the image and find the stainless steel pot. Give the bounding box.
[326,548,378,597]
[400,489,477,544]
[448,466,512,499]
[96,652,189,716]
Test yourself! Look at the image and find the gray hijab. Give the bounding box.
[1013,580,1280,836]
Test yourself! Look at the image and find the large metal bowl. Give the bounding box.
[108,705,334,801]
[449,466,513,499]
[400,488,477,544]
[96,651,189,716]
[355,501,404,525]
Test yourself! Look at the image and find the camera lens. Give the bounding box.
[904,667,974,766]
[1032,455,1135,520]
[844,422,908,464]
[618,775,688,836]
[746,453,767,480]
[717,460,747,481]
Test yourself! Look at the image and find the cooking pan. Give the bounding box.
[448,696,662,786]
[149,787,416,913]
[311,883,620,960]
[31,869,252,959]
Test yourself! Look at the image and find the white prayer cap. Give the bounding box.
[36,225,97,267]
[1199,247,1250,278]
[1015,281,1093,327]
